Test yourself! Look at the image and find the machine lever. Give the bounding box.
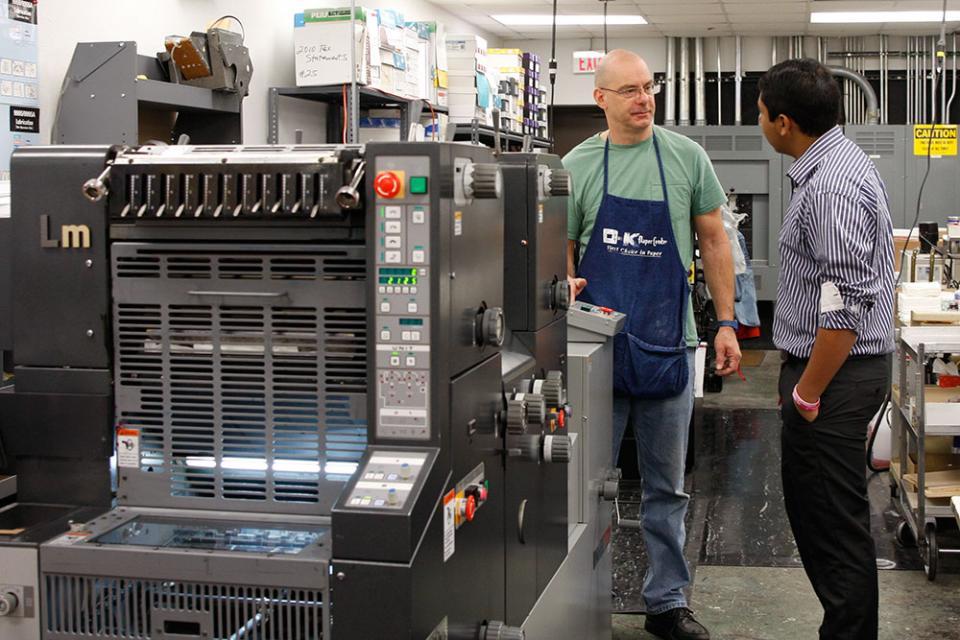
[335,159,365,209]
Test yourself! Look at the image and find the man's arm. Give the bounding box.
[693,208,741,376]
[792,191,876,421]
[567,240,587,301]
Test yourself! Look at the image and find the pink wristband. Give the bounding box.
[792,385,820,411]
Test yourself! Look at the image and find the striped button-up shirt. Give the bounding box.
[773,125,894,358]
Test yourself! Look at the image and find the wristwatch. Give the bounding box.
[712,319,739,332]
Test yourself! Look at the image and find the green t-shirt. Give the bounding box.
[562,126,726,346]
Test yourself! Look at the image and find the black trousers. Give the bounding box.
[779,354,888,640]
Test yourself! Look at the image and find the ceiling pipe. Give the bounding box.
[680,37,691,126]
[665,36,676,126]
[695,37,706,125]
[734,35,742,125]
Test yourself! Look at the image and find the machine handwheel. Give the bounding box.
[895,520,916,548]
[922,523,938,581]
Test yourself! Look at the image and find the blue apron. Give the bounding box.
[577,135,689,399]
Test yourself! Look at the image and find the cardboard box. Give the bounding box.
[294,7,373,87]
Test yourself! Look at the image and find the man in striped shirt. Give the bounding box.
[758,59,894,640]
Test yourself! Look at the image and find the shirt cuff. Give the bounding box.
[819,304,863,333]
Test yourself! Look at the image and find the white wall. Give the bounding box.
[38,0,500,144]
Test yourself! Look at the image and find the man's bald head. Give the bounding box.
[595,49,648,88]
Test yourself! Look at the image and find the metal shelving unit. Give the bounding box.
[267,85,447,144]
[446,120,552,151]
[891,326,960,580]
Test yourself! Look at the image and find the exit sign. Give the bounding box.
[573,51,605,74]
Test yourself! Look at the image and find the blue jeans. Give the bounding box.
[613,349,695,615]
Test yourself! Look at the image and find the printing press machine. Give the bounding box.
[0,140,619,639]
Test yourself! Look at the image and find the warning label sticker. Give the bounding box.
[913,124,958,156]
[442,489,456,562]
[116,428,140,468]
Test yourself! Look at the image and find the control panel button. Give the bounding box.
[386,236,402,248]
[408,302,418,313]
[385,251,401,263]
[380,302,391,313]
[385,206,402,219]
[385,220,402,234]
[390,356,400,366]
[378,286,386,293]
[411,331,421,341]
[387,286,395,294]
[459,495,477,522]
[412,250,425,263]
[374,171,404,199]
[405,356,416,366]
[409,176,428,194]
[380,330,391,341]
[402,286,410,294]
[402,331,411,341]
[411,208,426,224]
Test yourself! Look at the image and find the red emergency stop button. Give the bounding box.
[460,495,477,522]
[374,171,404,199]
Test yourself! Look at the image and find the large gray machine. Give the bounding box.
[0,140,602,639]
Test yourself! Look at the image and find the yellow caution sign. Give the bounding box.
[913,124,958,156]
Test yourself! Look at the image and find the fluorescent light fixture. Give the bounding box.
[325,461,360,475]
[492,14,647,26]
[811,10,960,23]
[185,456,218,469]
[274,459,322,473]
[182,456,356,475]
[222,457,269,471]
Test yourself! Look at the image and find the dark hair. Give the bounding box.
[758,58,840,137]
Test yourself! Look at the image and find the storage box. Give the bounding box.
[294,7,373,87]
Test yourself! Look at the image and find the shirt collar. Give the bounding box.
[786,125,844,188]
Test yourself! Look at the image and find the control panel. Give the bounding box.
[343,451,430,510]
[567,300,626,341]
[373,156,433,441]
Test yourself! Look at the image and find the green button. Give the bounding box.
[409,176,428,194]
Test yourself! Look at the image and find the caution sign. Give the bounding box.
[914,124,958,156]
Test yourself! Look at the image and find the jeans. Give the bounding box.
[613,349,695,615]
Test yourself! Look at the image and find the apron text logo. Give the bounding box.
[601,228,667,257]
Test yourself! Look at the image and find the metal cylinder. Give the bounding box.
[665,36,676,125]
[922,37,927,123]
[907,36,913,124]
[948,33,958,125]
[716,37,722,126]
[679,38,690,126]
[695,37,706,125]
[735,35,742,125]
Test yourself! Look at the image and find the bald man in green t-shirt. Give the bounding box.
[563,50,739,640]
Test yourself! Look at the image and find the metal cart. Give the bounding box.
[891,326,960,580]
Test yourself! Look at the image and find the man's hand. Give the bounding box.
[567,275,587,302]
[793,400,819,423]
[714,327,742,376]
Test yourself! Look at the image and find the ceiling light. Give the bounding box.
[811,10,960,23]
[492,14,647,26]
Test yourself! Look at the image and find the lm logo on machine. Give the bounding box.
[40,214,91,249]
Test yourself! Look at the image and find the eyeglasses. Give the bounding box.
[598,84,661,99]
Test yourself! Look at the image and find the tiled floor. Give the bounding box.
[611,350,960,639]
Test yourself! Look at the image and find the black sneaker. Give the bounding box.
[644,607,710,640]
